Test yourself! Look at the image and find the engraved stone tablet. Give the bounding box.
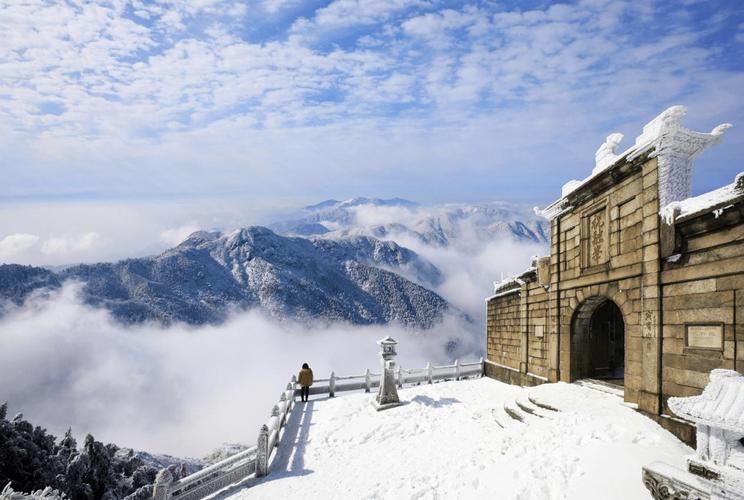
[534,325,544,338]
[686,324,723,349]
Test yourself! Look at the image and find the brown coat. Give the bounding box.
[298,368,314,387]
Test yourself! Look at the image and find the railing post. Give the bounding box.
[364,368,371,392]
[426,362,433,384]
[151,468,173,500]
[479,357,484,377]
[290,375,297,401]
[271,404,280,418]
[256,424,269,477]
[454,359,461,381]
[329,371,336,398]
[396,365,402,388]
[279,394,287,425]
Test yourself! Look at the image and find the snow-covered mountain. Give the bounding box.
[269,198,549,247]
[0,226,451,328]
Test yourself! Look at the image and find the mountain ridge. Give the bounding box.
[0,226,452,328]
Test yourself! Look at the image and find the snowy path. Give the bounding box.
[222,378,690,500]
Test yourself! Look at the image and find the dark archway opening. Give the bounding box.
[570,297,625,384]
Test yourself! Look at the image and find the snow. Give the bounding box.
[224,378,690,500]
[660,171,744,224]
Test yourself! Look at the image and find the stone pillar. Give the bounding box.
[151,468,173,500]
[548,216,562,382]
[520,284,529,374]
[639,157,662,415]
[373,336,402,411]
[256,424,269,477]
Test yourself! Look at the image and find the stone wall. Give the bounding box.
[659,205,744,413]
[486,155,743,419]
[486,290,521,371]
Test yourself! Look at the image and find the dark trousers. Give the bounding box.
[300,386,309,402]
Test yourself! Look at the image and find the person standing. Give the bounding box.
[298,363,313,402]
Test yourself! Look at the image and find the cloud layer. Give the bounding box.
[1,0,742,204]
[0,284,480,457]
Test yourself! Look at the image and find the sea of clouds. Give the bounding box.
[0,200,546,458]
[0,284,479,458]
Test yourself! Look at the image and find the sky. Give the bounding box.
[1,0,744,265]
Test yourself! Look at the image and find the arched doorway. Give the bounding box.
[570,297,625,384]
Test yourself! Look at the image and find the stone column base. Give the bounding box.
[643,460,744,500]
[371,400,405,412]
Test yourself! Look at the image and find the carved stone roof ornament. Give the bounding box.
[633,105,732,209]
[593,132,624,175]
[642,369,744,499]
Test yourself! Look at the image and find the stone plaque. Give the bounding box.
[686,324,723,350]
[534,325,544,338]
[588,209,607,266]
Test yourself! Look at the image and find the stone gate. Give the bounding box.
[485,106,744,443]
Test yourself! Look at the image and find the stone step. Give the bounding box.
[527,394,560,413]
[503,401,528,423]
[575,379,624,398]
[490,407,515,429]
[516,395,553,418]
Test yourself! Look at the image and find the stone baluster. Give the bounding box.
[151,468,173,500]
[454,359,461,380]
[256,424,269,477]
[479,357,484,377]
[279,393,287,425]
[364,368,371,392]
[396,365,403,388]
[329,371,336,398]
[426,362,433,384]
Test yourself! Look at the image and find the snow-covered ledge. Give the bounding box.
[536,106,732,221]
[642,369,744,500]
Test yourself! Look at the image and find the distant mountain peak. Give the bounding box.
[303,199,341,211]
[337,197,419,208]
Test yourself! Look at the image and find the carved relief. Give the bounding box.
[589,211,606,266]
[582,207,608,269]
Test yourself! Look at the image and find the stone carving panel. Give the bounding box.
[587,208,607,267]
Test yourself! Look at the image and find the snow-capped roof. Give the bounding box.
[488,266,536,299]
[537,106,732,221]
[660,172,744,224]
[668,369,744,433]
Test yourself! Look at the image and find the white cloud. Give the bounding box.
[0,283,479,456]
[41,232,101,256]
[0,0,741,208]
[292,0,427,33]
[160,224,201,246]
[262,0,300,14]
[0,233,40,260]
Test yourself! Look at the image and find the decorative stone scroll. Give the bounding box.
[642,369,744,499]
[593,132,624,174]
[632,105,733,210]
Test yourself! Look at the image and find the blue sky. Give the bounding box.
[1,0,744,263]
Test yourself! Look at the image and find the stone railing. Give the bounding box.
[310,358,485,397]
[152,358,484,500]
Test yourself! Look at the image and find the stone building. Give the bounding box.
[485,106,743,441]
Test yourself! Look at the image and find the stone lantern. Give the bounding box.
[373,336,402,411]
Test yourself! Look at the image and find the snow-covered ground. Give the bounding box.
[222,378,690,500]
